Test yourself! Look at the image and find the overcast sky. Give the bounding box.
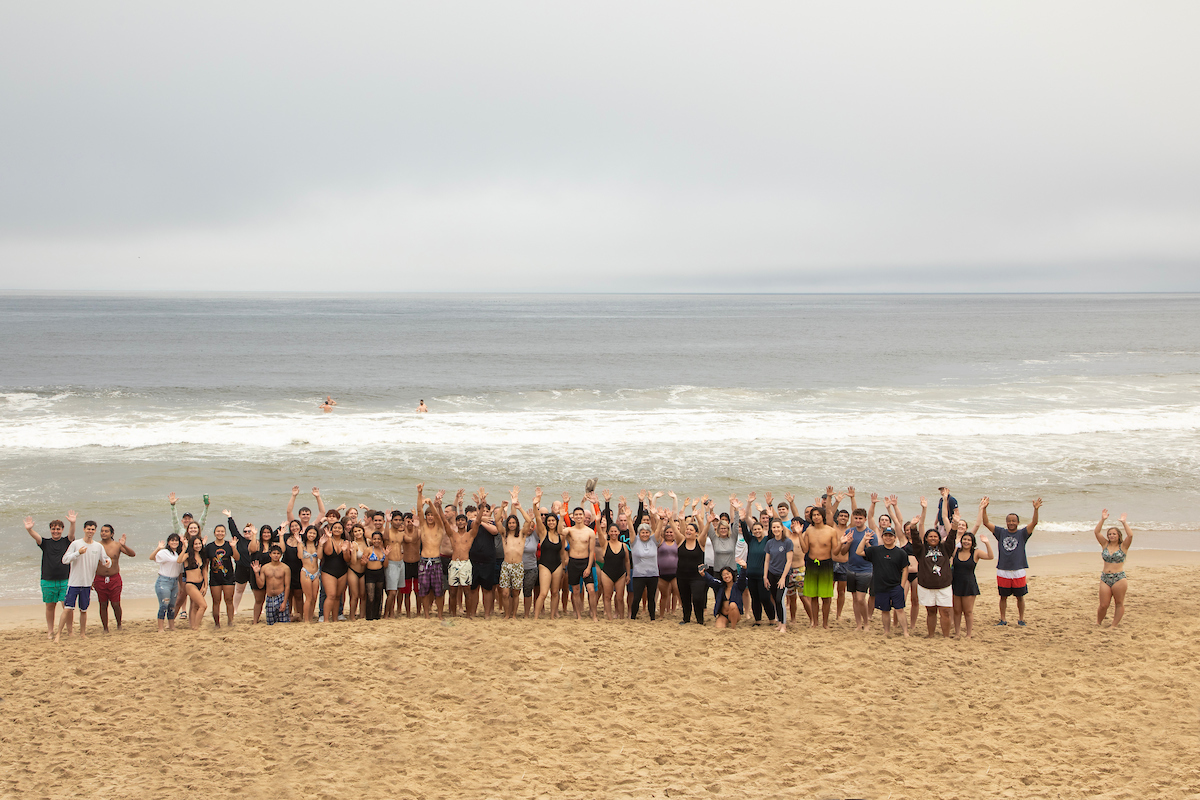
[1,2,1198,292]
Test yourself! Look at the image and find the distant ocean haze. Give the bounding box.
[1,293,1197,602]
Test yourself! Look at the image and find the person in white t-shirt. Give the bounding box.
[57,520,112,641]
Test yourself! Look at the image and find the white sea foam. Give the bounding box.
[0,402,1196,451]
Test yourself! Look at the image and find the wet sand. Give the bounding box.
[3,550,1199,799]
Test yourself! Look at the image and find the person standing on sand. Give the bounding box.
[764,518,794,633]
[253,545,291,625]
[25,512,76,640]
[383,510,405,618]
[1095,510,1133,628]
[182,531,209,630]
[856,527,909,637]
[93,524,135,632]
[415,484,449,620]
[151,534,187,632]
[980,496,1042,626]
[562,498,599,622]
[57,520,112,641]
[363,530,388,620]
[799,505,844,629]
[910,526,956,639]
[951,518,992,639]
[204,524,238,628]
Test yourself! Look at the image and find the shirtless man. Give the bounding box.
[319,395,337,413]
[417,400,428,413]
[415,484,449,619]
[784,512,807,624]
[447,495,485,617]
[383,510,406,618]
[399,512,420,617]
[497,487,528,620]
[252,546,291,625]
[93,524,135,632]
[799,503,844,629]
[562,497,598,622]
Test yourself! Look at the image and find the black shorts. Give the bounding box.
[566,557,589,586]
[833,562,849,582]
[208,576,232,588]
[470,560,496,590]
[847,570,873,594]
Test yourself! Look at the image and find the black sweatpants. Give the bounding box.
[679,575,707,623]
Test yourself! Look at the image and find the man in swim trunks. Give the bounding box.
[447,506,479,617]
[415,484,449,620]
[253,546,291,625]
[25,512,76,640]
[831,490,854,620]
[562,502,598,621]
[93,524,135,632]
[498,488,529,620]
[799,505,844,629]
[383,510,406,618]
[58,520,113,641]
[400,511,420,617]
[981,496,1041,626]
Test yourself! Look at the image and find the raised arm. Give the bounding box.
[979,497,996,534]
[1028,497,1042,535]
[119,533,136,557]
[286,485,299,524]
[23,516,41,544]
[313,487,327,519]
[855,528,875,557]
[976,530,994,562]
[1093,509,1110,546]
[171,493,183,535]
[67,510,77,541]
[1119,513,1133,551]
[917,496,927,534]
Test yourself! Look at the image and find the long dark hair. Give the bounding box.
[958,532,976,557]
[185,534,206,571]
[165,533,183,555]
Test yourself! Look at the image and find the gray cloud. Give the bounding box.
[1,2,1198,291]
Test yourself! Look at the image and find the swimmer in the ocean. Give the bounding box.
[319,396,337,413]
[417,400,428,413]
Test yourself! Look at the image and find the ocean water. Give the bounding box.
[2,293,1198,602]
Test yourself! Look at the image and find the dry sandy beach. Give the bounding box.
[2,550,1199,800]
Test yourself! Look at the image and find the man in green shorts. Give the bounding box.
[25,512,77,640]
[799,506,845,629]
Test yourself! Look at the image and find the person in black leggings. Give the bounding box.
[676,520,708,625]
[763,519,795,632]
[363,531,388,620]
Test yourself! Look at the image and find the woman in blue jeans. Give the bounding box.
[151,533,187,632]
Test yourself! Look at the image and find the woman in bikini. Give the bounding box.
[656,522,680,617]
[298,526,322,623]
[1095,509,1133,628]
[182,531,208,630]
[320,520,351,623]
[533,494,565,620]
[346,523,369,621]
[363,529,388,620]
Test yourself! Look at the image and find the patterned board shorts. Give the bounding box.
[785,567,804,597]
[499,561,524,590]
[418,557,445,597]
[265,592,291,625]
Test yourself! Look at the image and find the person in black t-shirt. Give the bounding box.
[25,512,77,640]
[204,524,239,627]
[856,527,910,637]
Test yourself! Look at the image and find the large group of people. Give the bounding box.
[25,482,1136,641]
